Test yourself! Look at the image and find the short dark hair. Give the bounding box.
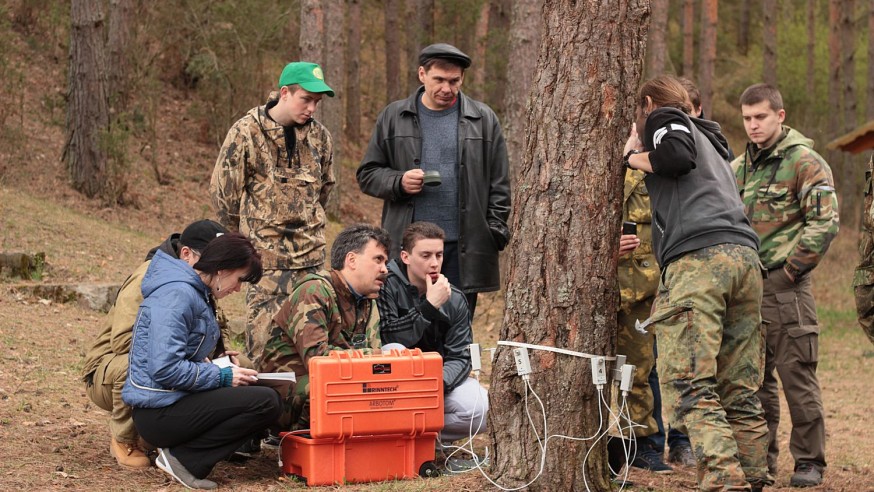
[330,224,391,270]
[739,83,784,111]
[677,77,701,112]
[402,222,445,253]
[193,232,263,284]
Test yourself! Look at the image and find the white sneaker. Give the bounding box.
[155,448,217,490]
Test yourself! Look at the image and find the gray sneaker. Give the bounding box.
[156,448,217,490]
[667,443,696,467]
[790,463,823,488]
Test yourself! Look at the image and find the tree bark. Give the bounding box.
[808,0,817,98]
[504,0,541,190]
[698,0,717,118]
[106,0,135,111]
[737,0,750,56]
[468,2,491,100]
[841,0,857,131]
[829,0,842,135]
[300,0,345,220]
[406,0,434,91]
[65,0,111,200]
[763,0,778,86]
[646,0,668,77]
[488,1,649,490]
[384,0,402,102]
[345,0,361,144]
[682,0,694,76]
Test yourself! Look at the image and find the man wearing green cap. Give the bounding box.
[210,62,335,368]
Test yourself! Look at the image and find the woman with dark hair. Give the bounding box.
[122,232,280,490]
[622,75,772,491]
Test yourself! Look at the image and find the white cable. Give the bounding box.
[497,340,617,361]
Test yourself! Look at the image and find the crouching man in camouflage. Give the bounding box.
[258,224,391,431]
[732,84,839,488]
[855,155,874,347]
[210,62,336,365]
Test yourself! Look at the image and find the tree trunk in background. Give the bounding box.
[869,0,874,120]
[106,0,135,111]
[300,0,345,220]
[345,0,361,144]
[489,1,648,489]
[763,0,777,86]
[737,0,750,56]
[285,4,301,61]
[808,0,817,98]
[407,0,433,91]
[841,0,860,227]
[698,0,717,118]
[485,0,511,117]
[65,0,110,199]
[384,0,402,103]
[646,0,668,77]
[682,0,694,76]
[468,2,491,100]
[829,0,842,136]
[504,0,541,189]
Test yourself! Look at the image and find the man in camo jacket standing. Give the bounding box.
[854,155,874,347]
[732,83,839,488]
[210,62,335,366]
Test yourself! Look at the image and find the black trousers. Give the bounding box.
[441,240,478,316]
[132,386,281,479]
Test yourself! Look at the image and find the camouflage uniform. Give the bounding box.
[617,170,658,438]
[854,155,874,346]
[650,244,771,490]
[210,91,334,361]
[731,127,838,475]
[259,270,380,429]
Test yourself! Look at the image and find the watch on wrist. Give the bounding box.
[623,149,640,169]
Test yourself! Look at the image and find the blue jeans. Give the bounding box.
[646,340,691,453]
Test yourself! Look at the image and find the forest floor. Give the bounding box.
[2,19,873,492]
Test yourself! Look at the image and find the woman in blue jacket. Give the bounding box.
[122,232,280,490]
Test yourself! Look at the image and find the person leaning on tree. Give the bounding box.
[80,219,228,470]
[258,224,391,432]
[356,43,511,317]
[624,75,772,492]
[731,83,839,488]
[209,62,335,367]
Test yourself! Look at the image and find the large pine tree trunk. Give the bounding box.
[682,0,694,76]
[841,0,857,132]
[737,0,750,56]
[300,0,345,220]
[698,0,717,118]
[106,0,135,111]
[646,0,668,77]
[488,1,649,490]
[829,0,842,135]
[65,0,110,199]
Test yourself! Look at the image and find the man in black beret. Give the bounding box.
[357,43,511,317]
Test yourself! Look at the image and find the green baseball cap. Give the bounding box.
[278,62,335,97]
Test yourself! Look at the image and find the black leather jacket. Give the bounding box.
[376,259,472,393]
[357,87,511,293]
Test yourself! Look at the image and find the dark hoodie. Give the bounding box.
[145,233,181,262]
[643,107,759,266]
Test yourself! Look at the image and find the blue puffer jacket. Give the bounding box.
[122,250,222,408]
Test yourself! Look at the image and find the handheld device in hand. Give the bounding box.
[622,221,637,235]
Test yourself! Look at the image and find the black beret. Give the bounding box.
[418,43,471,69]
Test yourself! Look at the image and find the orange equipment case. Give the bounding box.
[280,348,444,486]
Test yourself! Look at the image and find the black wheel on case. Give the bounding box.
[419,461,440,478]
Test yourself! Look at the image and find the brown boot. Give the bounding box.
[110,437,151,470]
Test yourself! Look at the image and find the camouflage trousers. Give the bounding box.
[853,231,874,346]
[651,244,771,491]
[246,267,320,368]
[617,298,658,437]
[278,374,311,431]
[85,353,138,444]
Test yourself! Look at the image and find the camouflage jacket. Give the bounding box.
[618,170,659,312]
[854,156,874,345]
[731,127,839,276]
[210,91,335,270]
[258,270,380,377]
